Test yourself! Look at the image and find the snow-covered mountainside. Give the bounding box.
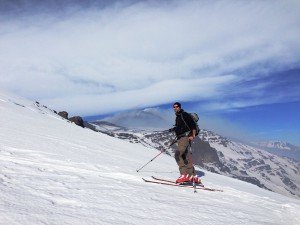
[259,141,300,151]
[90,121,300,199]
[1,90,300,225]
[257,141,300,162]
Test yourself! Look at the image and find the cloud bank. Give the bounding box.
[0,0,300,115]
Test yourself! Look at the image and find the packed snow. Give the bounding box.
[1,90,300,225]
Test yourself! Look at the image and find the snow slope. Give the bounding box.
[1,90,300,225]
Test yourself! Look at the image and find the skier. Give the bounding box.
[169,102,201,184]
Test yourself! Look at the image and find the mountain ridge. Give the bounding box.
[89,120,300,199]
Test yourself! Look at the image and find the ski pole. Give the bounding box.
[136,138,177,172]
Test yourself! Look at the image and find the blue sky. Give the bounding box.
[0,0,299,145]
[222,102,300,144]
[202,101,300,146]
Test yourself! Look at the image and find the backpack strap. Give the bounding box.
[180,113,191,132]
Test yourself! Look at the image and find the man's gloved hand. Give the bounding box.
[168,128,175,132]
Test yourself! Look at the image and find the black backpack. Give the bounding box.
[181,112,200,136]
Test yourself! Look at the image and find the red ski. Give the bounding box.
[142,177,223,192]
[152,176,204,187]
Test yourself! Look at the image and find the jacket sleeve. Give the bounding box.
[182,112,196,130]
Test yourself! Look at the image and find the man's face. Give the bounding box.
[173,104,180,113]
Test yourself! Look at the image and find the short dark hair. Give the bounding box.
[173,102,181,108]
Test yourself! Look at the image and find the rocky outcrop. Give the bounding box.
[57,111,84,128]
[69,116,85,128]
[58,111,69,119]
[191,138,221,167]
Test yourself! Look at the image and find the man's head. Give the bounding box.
[173,102,181,113]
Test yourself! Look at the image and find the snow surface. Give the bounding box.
[1,90,300,225]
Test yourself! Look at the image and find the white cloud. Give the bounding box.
[44,75,236,115]
[0,0,299,115]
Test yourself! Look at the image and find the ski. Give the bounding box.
[142,177,223,192]
[152,175,202,193]
[151,176,204,187]
[151,176,223,192]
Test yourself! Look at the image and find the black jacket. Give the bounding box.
[171,109,197,137]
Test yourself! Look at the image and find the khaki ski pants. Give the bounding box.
[175,136,195,176]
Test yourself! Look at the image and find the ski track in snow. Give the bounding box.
[0,91,300,225]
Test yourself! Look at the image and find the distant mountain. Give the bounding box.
[259,141,300,151]
[257,141,300,162]
[88,121,300,199]
[102,108,173,130]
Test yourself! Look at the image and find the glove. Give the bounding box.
[168,128,174,132]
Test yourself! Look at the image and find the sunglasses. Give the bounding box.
[173,105,179,108]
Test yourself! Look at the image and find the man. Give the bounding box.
[169,102,201,184]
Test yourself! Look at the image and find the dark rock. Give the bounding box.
[240,170,248,175]
[281,177,297,189]
[84,122,98,131]
[248,159,265,167]
[230,165,238,171]
[191,138,221,167]
[205,166,218,173]
[69,116,85,128]
[58,111,69,119]
[218,151,225,158]
[221,140,228,147]
[14,102,25,107]
[234,175,269,189]
[220,165,231,173]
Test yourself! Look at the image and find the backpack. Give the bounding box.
[189,113,199,123]
[181,112,200,136]
[190,113,200,136]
